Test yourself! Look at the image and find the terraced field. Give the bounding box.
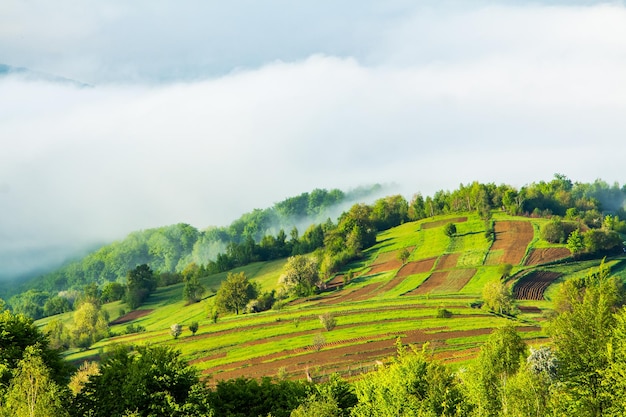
[55,212,625,384]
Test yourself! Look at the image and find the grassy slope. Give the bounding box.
[46,212,625,381]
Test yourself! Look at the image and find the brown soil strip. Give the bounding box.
[524,248,571,266]
[405,269,476,295]
[514,271,561,300]
[436,253,460,270]
[397,257,437,277]
[518,305,543,314]
[203,326,540,382]
[421,217,468,230]
[109,309,154,325]
[485,221,534,265]
[369,259,403,275]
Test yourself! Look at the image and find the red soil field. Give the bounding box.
[109,309,154,325]
[421,217,468,230]
[436,253,460,270]
[405,269,476,295]
[514,271,561,300]
[485,221,534,265]
[202,325,540,383]
[369,260,403,275]
[396,257,437,277]
[524,247,570,266]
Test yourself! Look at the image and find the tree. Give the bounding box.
[125,264,157,309]
[71,301,109,349]
[443,222,457,237]
[43,295,72,317]
[279,255,321,297]
[466,325,527,417]
[566,229,584,258]
[482,280,514,315]
[0,309,70,387]
[540,219,565,243]
[170,323,183,339]
[352,341,468,416]
[1,346,69,417]
[319,312,337,331]
[72,345,202,417]
[397,248,411,265]
[100,282,125,303]
[183,275,206,304]
[548,262,621,416]
[189,321,199,336]
[215,272,258,315]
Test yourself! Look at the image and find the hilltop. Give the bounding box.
[43,210,626,382]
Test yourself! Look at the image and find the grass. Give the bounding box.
[45,212,626,381]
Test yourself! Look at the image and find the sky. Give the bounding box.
[1,0,626,279]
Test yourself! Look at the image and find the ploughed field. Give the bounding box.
[63,212,619,383]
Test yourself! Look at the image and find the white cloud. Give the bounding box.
[1,2,626,278]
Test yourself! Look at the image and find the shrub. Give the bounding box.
[436,307,453,318]
[313,333,326,351]
[125,324,146,334]
[319,312,337,331]
[444,223,457,237]
[189,321,199,336]
[170,323,182,339]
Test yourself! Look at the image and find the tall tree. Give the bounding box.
[279,255,321,297]
[214,272,257,315]
[549,262,622,416]
[1,346,69,417]
[125,264,157,309]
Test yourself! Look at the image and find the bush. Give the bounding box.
[313,333,326,351]
[170,323,183,339]
[189,321,199,336]
[125,324,146,334]
[436,307,453,318]
[444,223,457,237]
[319,312,337,331]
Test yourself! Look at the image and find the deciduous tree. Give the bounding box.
[215,272,257,315]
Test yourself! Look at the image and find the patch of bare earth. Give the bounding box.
[405,269,476,295]
[421,217,468,230]
[396,257,437,277]
[514,271,561,300]
[485,221,533,265]
[436,253,460,270]
[524,248,571,266]
[203,326,540,383]
[109,309,154,325]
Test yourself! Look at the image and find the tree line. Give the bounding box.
[8,175,626,320]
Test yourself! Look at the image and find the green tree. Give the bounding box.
[43,318,71,350]
[71,301,109,349]
[125,264,157,309]
[72,345,202,417]
[566,229,584,258]
[540,219,565,243]
[189,321,199,336]
[279,255,321,297]
[100,282,125,303]
[0,309,70,387]
[352,341,468,416]
[465,325,527,417]
[183,275,206,304]
[215,272,258,315]
[170,323,183,339]
[482,280,514,315]
[43,295,72,317]
[548,262,621,416]
[397,248,411,265]
[1,346,69,417]
[444,222,457,237]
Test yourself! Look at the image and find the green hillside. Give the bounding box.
[52,211,626,383]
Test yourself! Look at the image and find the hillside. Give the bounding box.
[54,211,626,383]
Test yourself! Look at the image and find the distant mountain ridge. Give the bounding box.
[0,63,92,87]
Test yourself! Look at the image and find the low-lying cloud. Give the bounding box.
[1,1,626,279]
